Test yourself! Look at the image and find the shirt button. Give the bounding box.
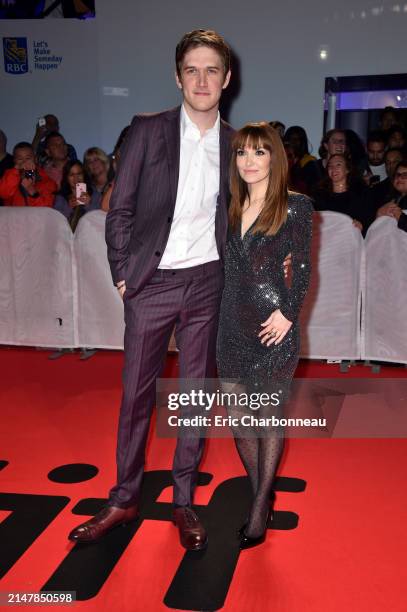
[155,251,161,257]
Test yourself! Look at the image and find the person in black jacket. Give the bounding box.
[375,160,407,233]
[313,153,368,232]
[365,148,405,229]
[284,125,322,195]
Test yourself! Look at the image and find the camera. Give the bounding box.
[24,170,36,180]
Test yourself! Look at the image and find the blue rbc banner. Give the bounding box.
[3,37,28,74]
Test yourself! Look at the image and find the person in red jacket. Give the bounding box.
[0,142,57,207]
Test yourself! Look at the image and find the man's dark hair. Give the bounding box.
[175,29,230,77]
[384,146,405,161]
[44,131,66,148]
[367,130,386,146]
[44,113,59,124]
[386,124,407,140]
[380,106,397,120]
[269,120,285,131]
[13,141,34,156]
[393,160,407,174]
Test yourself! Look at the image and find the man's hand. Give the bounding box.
[117,282,126,300]
[352,219,363,231]
[363,171,373,186]
[391,206,403,221]
[283,253,292,279]
[33,123,48,140]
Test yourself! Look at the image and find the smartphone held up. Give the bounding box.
[75,182,87,204]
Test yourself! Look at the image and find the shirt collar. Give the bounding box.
[180,104,220,142]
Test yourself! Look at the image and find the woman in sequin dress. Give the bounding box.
[216,123,313,549]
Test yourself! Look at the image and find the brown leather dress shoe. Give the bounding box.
[172,506,208,551]
[68,504,138,543]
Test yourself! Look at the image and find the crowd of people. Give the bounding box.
[0,114,122,231]
[0,106,407,235]
[281,107,407,235]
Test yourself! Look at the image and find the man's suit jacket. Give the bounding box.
[105,106,234,292]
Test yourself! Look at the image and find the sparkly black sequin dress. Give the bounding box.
[216,193,313,396]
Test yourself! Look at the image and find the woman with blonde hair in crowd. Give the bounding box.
[83,147,111,195]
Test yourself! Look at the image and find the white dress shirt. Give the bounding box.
[159,105,220,269]
[368,163,387,182]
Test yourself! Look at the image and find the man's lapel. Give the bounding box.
[163,106,181,208]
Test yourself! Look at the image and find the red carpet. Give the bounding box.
[0,348,406,611]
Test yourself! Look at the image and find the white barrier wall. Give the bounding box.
[74,211,124,349]
[0,208,405,363]
[363,216,407,364]
[299,212,364,360]
[0,207,75,347]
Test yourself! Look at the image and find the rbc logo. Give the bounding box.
[3,37,28,74]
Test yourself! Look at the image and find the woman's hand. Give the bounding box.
[283,253,291,279]
[78,192,91,206]
[352,219,363,231]
[259,309,293,346]
[68,193,78,208]
[117,282,126,300]
[391,206,402,221]
[376,201,398,218]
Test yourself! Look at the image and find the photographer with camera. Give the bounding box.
[0,142,57,207]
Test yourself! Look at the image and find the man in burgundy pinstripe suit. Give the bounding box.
[69,30,234,550]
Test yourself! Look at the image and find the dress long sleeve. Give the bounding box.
[279,196,313,323]
[217,192,313,391]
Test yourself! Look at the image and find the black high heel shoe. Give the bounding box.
[238,492,275,550]
[239,507,274,550]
